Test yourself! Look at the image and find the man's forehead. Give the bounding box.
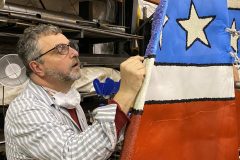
[38,33,69,47]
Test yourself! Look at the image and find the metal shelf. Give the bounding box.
[0,3,143,40]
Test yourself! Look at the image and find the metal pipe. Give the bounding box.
[1,2,97,26]
[1,3,128,30]
[0,32,21,37]
[3,13,143,39]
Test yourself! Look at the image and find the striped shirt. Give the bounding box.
[4,80,127,160]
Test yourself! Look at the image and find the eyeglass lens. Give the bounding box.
[55,42,78,55]
[56,44,69,55]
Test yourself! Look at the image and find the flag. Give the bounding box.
[228,0,240,156]
[121,0,239,159]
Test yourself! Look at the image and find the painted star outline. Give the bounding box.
[230,18,239,52]
[176,1,216,50]
[159,14,169,49]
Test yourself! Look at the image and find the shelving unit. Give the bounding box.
[0,1,143,67]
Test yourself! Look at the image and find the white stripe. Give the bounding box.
[145,65,234,101]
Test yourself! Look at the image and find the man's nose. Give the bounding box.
[69,47,79,57]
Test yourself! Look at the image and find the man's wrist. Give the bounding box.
[113,90,137,114]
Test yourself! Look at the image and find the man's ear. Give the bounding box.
[29,61,44,77]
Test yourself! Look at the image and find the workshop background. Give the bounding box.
[0,0,239,159]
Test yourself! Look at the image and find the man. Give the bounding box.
[4,24,145,160]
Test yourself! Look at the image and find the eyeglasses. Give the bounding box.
[33,42,78,61]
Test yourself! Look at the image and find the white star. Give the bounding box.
[177,3,214,49]
[159,16,169,48]
[230,20,239,52]
[228,0,240,9]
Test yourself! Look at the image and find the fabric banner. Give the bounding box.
[121,0,239,159]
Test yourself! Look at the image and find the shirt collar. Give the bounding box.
[27,80,55,107]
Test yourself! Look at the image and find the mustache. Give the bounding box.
[73,58,79,63]
[72,58,83,68]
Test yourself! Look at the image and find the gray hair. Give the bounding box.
[17,24,62,77]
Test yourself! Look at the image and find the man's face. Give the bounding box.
[37,33,81,82]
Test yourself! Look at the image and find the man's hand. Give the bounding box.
[113,56,146,114]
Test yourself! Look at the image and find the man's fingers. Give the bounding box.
[122,55,144,65]
[121,56,145,70]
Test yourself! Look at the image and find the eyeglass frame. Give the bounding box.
[33,43,75,61]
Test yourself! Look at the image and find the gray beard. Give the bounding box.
[45,67,81,82]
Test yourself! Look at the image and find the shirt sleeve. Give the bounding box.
[108,99,130,137]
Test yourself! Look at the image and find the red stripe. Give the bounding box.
[122,100,239,160]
